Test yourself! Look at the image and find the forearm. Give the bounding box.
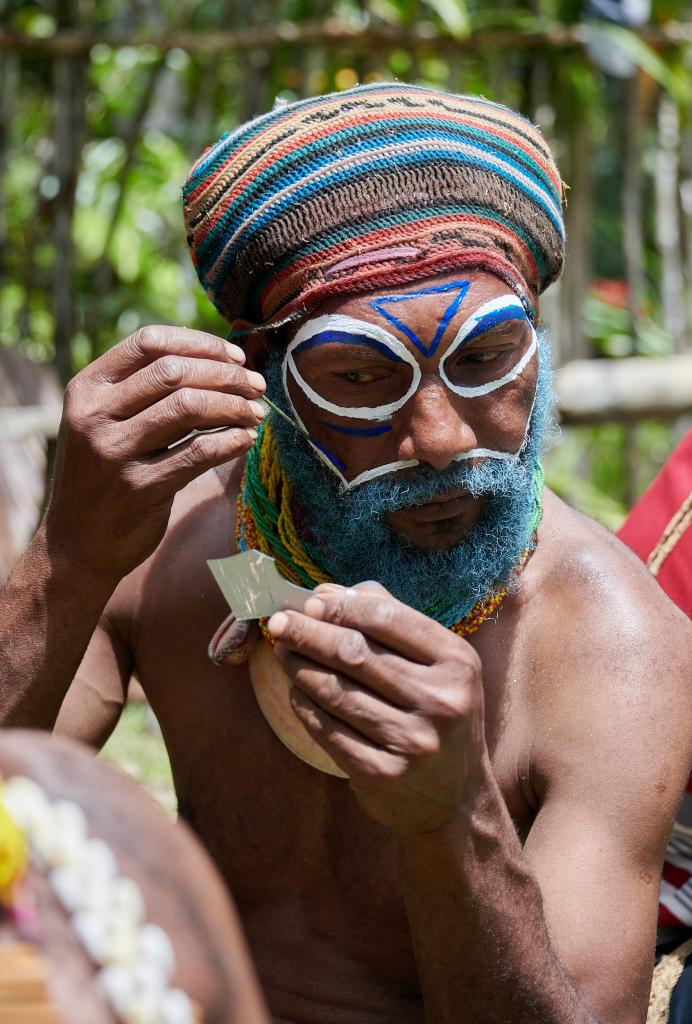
[0,522,118,729]
[397,756,597,1024]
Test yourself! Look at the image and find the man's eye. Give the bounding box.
[339,370,379,384]
[461,349,502,364]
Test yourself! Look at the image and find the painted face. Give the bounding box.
[282,273,538,489]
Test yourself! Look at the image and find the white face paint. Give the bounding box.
[284,315,421,421]
[282,293,538,489]
[439,296,538,398]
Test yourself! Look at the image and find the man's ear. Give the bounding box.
[230,319,272,373]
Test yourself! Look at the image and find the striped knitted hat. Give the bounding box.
[183,82,565,333]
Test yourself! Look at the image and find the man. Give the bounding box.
[1,83,690,1023]
[0,729,268,1024]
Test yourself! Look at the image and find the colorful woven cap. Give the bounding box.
[183,82,565,332]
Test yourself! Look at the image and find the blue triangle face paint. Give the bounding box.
[369,279,470,358]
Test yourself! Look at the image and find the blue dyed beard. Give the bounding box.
[263,334,554,623]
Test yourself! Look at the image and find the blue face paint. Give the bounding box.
[285,314,422,423]
[320,422,393,437]
[306,436,347,472]
[369,279,470,358]
[264,332,555,621]
[456,304,528,349]
[312,423,392,479]
[283,295,537,486]
[292,330,406,362]
[439,297,535,398]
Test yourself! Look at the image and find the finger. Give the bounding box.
[150,426,257,488]
[85,326,246,385]
[115,388,265,452]
[315,580,393,599]
[108,356,265,418]
[268,611,418,707]
[353,580,394,597]
[292,590,453,665]
[289,686,406,780]
[281,649,421,749]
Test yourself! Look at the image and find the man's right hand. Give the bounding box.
[44,325,265,583]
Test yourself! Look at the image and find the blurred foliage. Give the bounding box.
[584,292,675,357]
[101,701,176,817]
[543,419,686,528]
[1,0,691,519]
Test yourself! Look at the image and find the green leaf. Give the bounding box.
[367,0,405,25]
[587,23,691,104]
[423,0,471,38]
[544,465,627,531]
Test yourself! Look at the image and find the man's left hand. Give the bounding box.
[268,582,486,835]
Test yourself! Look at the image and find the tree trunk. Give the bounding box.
[237,0,272,123]
[0,43,19,280]
[622,73,647,349]
[562,110,591,363]
[52,0,87,386]
[93,57,166,296]
[655,93,687,353]
[682,124,692,326]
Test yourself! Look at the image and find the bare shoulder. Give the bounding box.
[520,489,692,821]
[525,487,692,671]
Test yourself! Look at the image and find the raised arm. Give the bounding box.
[53,596,134,747]
[0,325,265,732]
[396,672,690,1024]
[266,578,692,1024]
[0,523,120,730]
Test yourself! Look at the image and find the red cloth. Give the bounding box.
[617,430,692,929]
[617,429,692,618]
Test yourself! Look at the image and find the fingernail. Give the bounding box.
[267,612,288,636]
[247,428,258,441]
[315,583,345,593]
[227,344,246,363]
[249,372,266,391]
[304,597,324,618]
[249,401,266,419]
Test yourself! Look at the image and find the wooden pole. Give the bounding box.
[0,406,63,442]
[561,104,592,363]
[622,73,647,349]
[655,93,688,352]
[1,22,691,57]
[554,353,692,425]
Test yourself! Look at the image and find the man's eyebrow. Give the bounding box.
[292,330,406,362]
[460,306,528,346]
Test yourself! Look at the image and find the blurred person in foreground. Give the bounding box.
[0,729,268,1024]
[1,84,691,1024]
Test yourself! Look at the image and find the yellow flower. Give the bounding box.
[0,788,28,903]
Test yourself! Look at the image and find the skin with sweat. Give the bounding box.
[0,270,690,1024]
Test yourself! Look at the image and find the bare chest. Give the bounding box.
[133,575,533,875]
[129,545,535,1017]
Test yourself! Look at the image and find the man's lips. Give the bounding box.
[395,489,476,523]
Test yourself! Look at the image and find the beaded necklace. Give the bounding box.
[236,420,542,641]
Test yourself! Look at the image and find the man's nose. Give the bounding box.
[396,377,478,470]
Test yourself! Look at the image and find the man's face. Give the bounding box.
[282,269,538,552]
